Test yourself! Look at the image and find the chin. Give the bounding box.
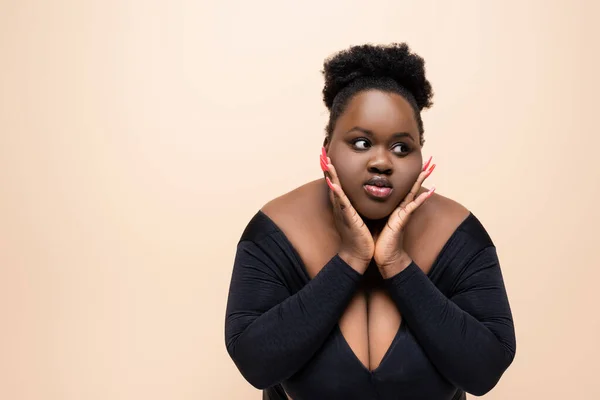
[355,202,396,221]
[348,189,403,222]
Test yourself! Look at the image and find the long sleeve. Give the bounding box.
[225,240,362,389]
[385,245,516,396]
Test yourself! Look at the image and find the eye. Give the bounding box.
[352,139,370,150]
[392,143,410,155]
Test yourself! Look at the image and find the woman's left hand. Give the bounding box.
[374,159,436,278]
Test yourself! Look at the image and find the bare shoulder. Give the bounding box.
[404,191,472,272]
[418,191,471,231]
[260,178,337,277]
[260,178,325,229]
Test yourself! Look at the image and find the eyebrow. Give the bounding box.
[345,126,415,142]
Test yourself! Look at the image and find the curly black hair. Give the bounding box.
[322,43,433,146]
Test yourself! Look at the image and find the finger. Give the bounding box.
[327,164,354,211]
[327,177,354,213]
[407,190,431,212]
[325,165,358,222]
[401,186,436,218]
[321,154,335,198]
[322,157,364,228]
[326,176,345,209]
[413,163,436,195]
[426,163,436,176]
[325,176,335,191]
[422,155,432,171]
[324,160,343,202]
[326,158,342,187]
[320,157,329,173]
[390,187,436,231]
[326,176,339,204]
[399,163,436,208]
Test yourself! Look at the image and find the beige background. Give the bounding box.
[1,0,599,399]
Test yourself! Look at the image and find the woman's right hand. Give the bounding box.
[321,147,374,274]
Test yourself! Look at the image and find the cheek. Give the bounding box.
[330,154,362,188]
[394,164,422,196]
[334,163,357,192]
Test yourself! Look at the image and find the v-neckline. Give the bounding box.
[334,318,407,375]
[256,209,475,374]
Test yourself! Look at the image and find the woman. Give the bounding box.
[225,43,516,400]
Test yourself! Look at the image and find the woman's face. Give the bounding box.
[325,90,423,221]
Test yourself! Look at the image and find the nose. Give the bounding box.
[367,147,393,175]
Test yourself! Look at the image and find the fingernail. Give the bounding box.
[320,157,329,171]
[326,176,334,190]
[322,147,327,159]
[427,164,436,175]
[423,156,432,171]
[428,186,436,196]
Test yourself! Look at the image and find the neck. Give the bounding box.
[364,217,387,232]
[363,217,388,240]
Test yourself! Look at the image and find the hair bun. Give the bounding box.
[322,43,433,111]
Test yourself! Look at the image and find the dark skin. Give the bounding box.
[324,89,425,222]
[322,90,436,278]
[261,89,470,385]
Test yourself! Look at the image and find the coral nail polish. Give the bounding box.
[326,177,334,190]
[322,147,327,159]
[320,157,329,171]
[427,164,436,175]
[423,156,432,171]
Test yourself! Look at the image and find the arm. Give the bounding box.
[225,240,362,389]
[385,246,516,396]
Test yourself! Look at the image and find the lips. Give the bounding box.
[363,176,393,200]
[364,176,392,188]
